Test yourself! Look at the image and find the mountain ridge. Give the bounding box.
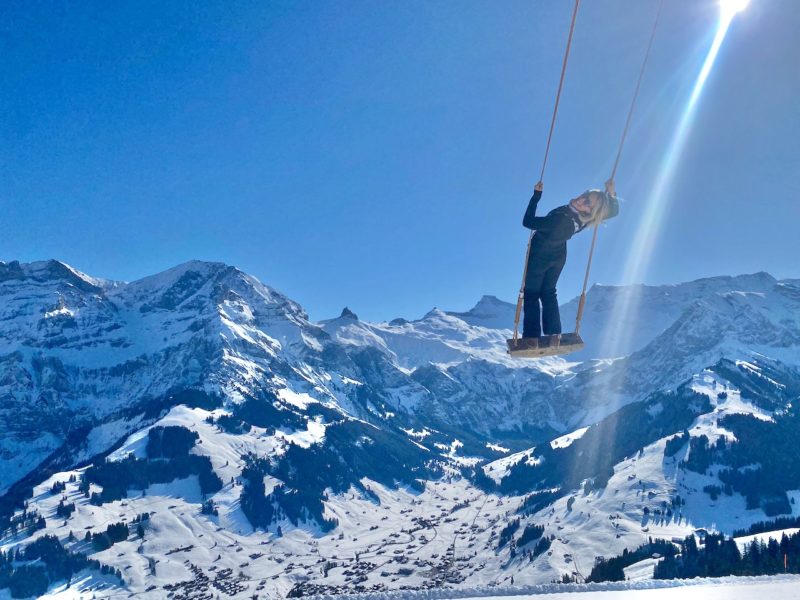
[2,259,800,598]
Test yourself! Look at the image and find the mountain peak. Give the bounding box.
[130,260,234,286]
[339,307,359,320]
[116,260,309,322]
[422,307,447,320]
[0,259,106,292]
[123,261,254,300]
[472,294,512,310]
[690,271,777,291]
[445,295,515,330]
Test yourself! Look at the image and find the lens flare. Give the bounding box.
[563,11,742,495]
[594,9,744,364]
[565,3,749,491]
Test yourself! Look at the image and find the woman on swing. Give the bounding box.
[521,179,619,340]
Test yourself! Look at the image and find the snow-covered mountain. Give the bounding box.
[0,259,322,494]
[1,259,799,599]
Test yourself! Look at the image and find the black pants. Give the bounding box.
[523,253,566,338]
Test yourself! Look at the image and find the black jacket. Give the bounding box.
[522,189,584,262]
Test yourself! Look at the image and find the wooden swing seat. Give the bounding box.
[507,333,585,358]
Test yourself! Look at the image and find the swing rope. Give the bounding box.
[539,0,581,184]
[610,0,664,182]
[512,0,581,342]
[574,0,664,335]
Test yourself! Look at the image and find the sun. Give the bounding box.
[720,0,750,18]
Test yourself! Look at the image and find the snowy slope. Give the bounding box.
[559,272,783,360]
[296,575,800,600]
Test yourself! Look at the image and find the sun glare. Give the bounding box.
[595,4,748,363]
[720,0,750,19]
[572,1,753,492]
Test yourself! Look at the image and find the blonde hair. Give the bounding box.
[577,190,610,227]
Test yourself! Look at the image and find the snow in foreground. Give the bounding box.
[23,575,800,600]
[462,578,800,599]
[304,575,800,600]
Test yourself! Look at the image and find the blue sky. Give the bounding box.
[2,0,798,321]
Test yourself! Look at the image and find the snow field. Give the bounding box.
[305,574,800,600]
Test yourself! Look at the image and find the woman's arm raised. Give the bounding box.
[522,181,546,230]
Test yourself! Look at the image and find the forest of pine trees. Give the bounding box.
[83,426,222,504]
[0,535,122,598]
[589,530,800,582]
[655,531,800,579]
[587,539,678,582]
